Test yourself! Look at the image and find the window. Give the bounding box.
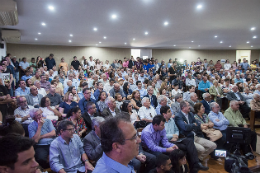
[131,49,140,60]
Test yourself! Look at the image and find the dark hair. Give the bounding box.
[86,101,95,111]
[98,91,107,101]
[83,87,90,94]
[152,115,166,125]
[123,82,129,93]
[0,116,25,136]
[156,154,170,168]
[194,102,203,114]
[66,107,81,118]
[40,96,48,107]
[0,135,35,169]
[188,85,195,90]
[121,100,131,113]
[160,105,170,115]
[246,78,251,82]
[136,80,141,86]
[18,80,25,85]
[170,149,186,173]
[68,86,75,92]
[224,78,230,82]
[100,115,130,152]
[57,120,74,134]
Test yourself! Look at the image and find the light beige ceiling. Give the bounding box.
[2,0,260,49]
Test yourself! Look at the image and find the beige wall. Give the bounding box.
[6,43,260,65]
[7,44,131,64]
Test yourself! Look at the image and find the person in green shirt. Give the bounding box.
[224,100,257,155]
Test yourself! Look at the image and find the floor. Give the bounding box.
[199,119,260,173]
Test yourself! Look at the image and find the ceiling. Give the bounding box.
[2,0,260,49]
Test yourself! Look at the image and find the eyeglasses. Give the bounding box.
[64,128,75,132]
[125,133,138,141]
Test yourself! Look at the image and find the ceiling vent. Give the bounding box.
[0,0,19,26]
[1,29,21,42]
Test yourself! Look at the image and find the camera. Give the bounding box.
[224,127,253,173]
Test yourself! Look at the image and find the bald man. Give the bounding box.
[109,83,126,99]
[25,85,43,107]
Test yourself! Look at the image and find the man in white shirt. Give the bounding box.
[19,57,30,76]
[185,73,196,87]
[88,56,95,68]
[129,77,137,91]
[14,96,34,136]
[104,78,115,94]
[99,73,109,86]
[34,80,47,96]
[138,97,157,123]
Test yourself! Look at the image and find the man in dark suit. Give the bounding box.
[101,96,120,118]
[200,93,212,114]
[227,85,251,119]
[144,86,158,108]
[79,88,98,114]
[82,101,100,134]
[175,101,216,161]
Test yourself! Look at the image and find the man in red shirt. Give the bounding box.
[214,60,222,72]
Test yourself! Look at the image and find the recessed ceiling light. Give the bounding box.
[247,41,250,43]
[48,5,55,11]
[198,45,200,47]
[189,47,191,48]
[99,42,101,43]
[68,40,71,42]
[191,41,194,42]
[164,21,169,26]
[38,32,41,35]
[251,46,254,47]
[133,38,135,40]
[35,38,38,40]
[103,36,106,39]
[220,41,223,43]
[197,4,203,9]
[251,27,256,31]
[214,35,218,38]
[145,32,148,35]
[70,34,73,37]
[41,22,46,26]
[111,14,117,19]
[93,28,97,31]
[124,42,127,45]
[173,45,176,46]
[253,36,257,38]
[229,45,231,47]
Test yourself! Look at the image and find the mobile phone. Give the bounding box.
[215,150,226,157]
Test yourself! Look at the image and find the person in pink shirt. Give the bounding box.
[123,57,129,67]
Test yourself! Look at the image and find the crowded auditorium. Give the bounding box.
[0,1,260,173]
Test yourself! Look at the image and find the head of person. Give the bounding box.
[147,86,154,95]
[123,82,129,92]
[100,115,140,163]
[97,82,103,91]
[230,100,240,111]
[203,75,208,82]
[57,120,75,139]
[132,90,140,100]
[0,116,25,137]
[86,102,97,115]
[170,149,187,173]
[40,75,46,83]
[121,100,132,113]
[255,84,260,91]
[0,135,38,173]
[29,108,42,122]
[22,57,26,62]
[190,93,198,102]
[18,80,26,89]
[49,85,56,94]
[160,105,172,120]
[66,107,81,119]
[64,92,73,102]
[152,115,166,132]
[141,97,151,108]
[189,85,195,92]
[113,83,121,92]
[136,81,142,89]
[231,85,238,93]
[210,102,220,114]
[175,93,183,103]
[98,91,107,101]
[180,101,190,114]
[83,88,91,100]
[17,96,28,109]
[105,96,116,110]
[92,116,105,137]
[49,53,54,59]
[158,95,167,106]
[194,102,205,115]
[253,93,260,102]
[40,97,51,107]
[29,86,38,96]
[115,93,123,102]
[155,154,172,172]
[203,93,211,102]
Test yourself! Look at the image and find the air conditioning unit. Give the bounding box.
[1,29,21,42]
[0,0,19,26]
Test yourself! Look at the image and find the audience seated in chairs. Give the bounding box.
[78,88,98,114]
[59,91,78,116]
[28,108,56,169]
[46,84,63,108]
[39,96,62,120]
[138,97,157,123]
[25,85,43,107]
[14,96,34,136]
[96,91,108,112]
[131,90,142,111]
[15,80,30,97]
[149,154,173,173]
[224,100,257,156]
[34,80,47,97]
[101,96,120,118]
[170,149,189,173]
[156,95,173,115]
[49,120,94,173]
[144,86,158,108]
[66,107,87,138]
[175,101,217,162]
[121,100,141,126]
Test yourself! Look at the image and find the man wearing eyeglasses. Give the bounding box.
[50,120,94,173]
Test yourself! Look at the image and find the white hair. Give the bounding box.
[29,108,40,119]
[202,93,210,99]
[253,93,260,99]
[190,92,197,98]
[213,80,218,84]
[105,96,114,106]
[210,102,218,110]
[141,97,150,105]
[256,84,260,89]
[231,85,237,90]
[34,80,40,85]
[92,116,105,130]
[157,95,167,104]
[230,100,238,107]
[147,86,153,92]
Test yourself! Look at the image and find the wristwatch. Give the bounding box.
[84,159,89,163]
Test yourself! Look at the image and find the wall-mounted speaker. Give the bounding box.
[0,43,4,49]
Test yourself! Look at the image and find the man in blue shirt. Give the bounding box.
[15,80,30,97]
[135,81,147,99]
[198,75,210,92]
[45,53,56,70]
[234,74,244,83]
[49,120,94,173]
[79,88,98,114]
[93,115,139,173]
[240,58,250,71]
[94,82,104,100]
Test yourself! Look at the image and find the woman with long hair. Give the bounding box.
[96,91,107,112]
[131,90,142,111]
[67,86,80,103]
[170,149,188,173]
[59,92,78,116]
[36,56,45,68]
[121,100,139,124]
[66,107,87,138]
[40,97,62,120]
[123,82,133,99]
